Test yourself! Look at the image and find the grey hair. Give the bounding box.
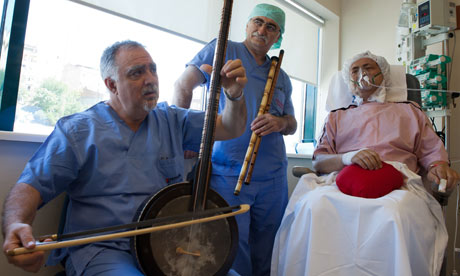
[100,40,145,81]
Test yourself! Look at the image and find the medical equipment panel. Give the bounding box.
[409,54,451,108]
[416,0,457,35]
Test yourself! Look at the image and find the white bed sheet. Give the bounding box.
[271,162,447,276]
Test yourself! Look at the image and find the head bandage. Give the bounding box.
[248,3,285,49]
[342,51,391,104]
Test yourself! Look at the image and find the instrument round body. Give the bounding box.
[131,182,238,276]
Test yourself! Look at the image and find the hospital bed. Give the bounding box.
[273,67,451,276]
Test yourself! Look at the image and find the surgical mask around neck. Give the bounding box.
[350,68,383,91]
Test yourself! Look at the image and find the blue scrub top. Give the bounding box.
[188,39,294,179]
[17,101,205,275]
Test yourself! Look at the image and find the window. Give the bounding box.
[281,79,318,154]
[1,0,204,134]
[0,0,6,48]
[283,78,303,153]
[282,27,321,155]
[1,0,321,158]
[302,84,317,143]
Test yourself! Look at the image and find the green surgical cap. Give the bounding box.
[248,3,285,49]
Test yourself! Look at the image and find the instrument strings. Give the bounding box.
[183,0,234,274]
[192,0,234,212]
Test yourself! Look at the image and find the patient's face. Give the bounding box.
[349,58,384,101]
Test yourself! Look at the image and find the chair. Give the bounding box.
[406,73,422,105]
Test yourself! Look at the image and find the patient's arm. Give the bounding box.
[312,154,344,174]
[427,161,460,191]
[313,149,383,174]
[349,149,383,170]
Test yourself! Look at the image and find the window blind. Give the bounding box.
[76,0,319,84]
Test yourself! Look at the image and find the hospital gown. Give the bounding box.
[315,101,447,172]
[271,101,449,276]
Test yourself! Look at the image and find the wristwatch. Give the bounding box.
[224,90,244,101]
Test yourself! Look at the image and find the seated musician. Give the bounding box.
[271,51,460,276]
[2,40,247,275]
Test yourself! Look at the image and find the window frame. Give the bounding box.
[302,83,317,144]
[0,0,30,131]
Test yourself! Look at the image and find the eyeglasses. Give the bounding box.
[350,65,380,80]
[251,18,279,33]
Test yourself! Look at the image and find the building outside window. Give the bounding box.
[9,0,204,135]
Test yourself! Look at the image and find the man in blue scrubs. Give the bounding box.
[2,40,247,275]
[173,4,297,275]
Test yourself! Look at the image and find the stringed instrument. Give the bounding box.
[131,0,241,274]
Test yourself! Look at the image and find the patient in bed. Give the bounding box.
[271,51,460,276]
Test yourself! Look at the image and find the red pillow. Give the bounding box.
[336,162,404,199]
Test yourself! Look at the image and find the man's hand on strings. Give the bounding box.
[200,59,247,99]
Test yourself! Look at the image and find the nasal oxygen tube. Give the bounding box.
[350,68,383,91]
[350,69,460,94]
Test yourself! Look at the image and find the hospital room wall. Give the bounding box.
[340,0,460,272]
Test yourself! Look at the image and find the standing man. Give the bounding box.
[2,40,247,275]
[173,4,297,275]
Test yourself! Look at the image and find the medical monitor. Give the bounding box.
[416,0,456,35]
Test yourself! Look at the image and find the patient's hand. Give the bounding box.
[350,149,383,170]
[427,162,460,192]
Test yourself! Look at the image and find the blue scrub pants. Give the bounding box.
[210,174,289,276]
[65,249,143,276]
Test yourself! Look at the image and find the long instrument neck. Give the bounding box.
[192,0,233,212]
